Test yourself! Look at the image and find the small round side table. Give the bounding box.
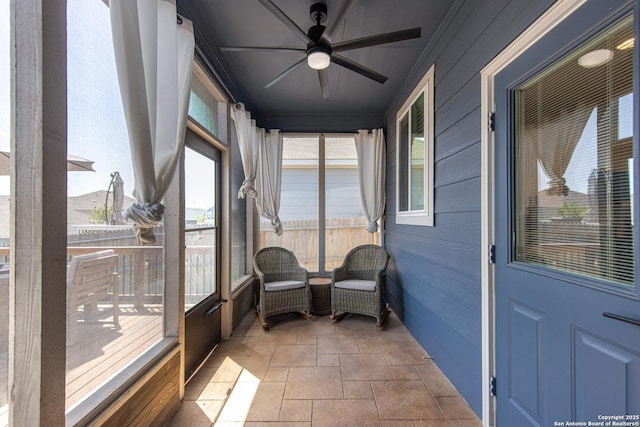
[309,277,331,316]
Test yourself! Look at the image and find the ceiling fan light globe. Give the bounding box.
[308,51,331,69]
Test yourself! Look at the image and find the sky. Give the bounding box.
[66,0,135,198]
[0,0,133,197]
[185,147,216,210]
[0,0,632,205]
[0,0,214,211]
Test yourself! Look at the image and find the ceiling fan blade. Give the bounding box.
[332,27,421,53]
[258,0,313,45]
[320,0,357,45]
[219,46,306,53]
[264,57,306,89]
[318,69,330,98]
[330,54,388,84]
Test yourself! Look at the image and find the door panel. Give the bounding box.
[574,329,640,420]
[185,298,222,381]
[494,1,640,425]
[508,302,544,424]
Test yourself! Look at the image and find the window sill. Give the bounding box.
[66,337,179,426]
[231,274,254,298]
[396,213,434,226]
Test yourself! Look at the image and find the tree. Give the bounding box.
[88,205,114,224]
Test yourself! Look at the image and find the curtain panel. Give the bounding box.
[525,105,592,196]
[230,103,259,199]
[355,129,386,233]
[230,104,283,234]
[110,0,194,244]
[255,129,283,236]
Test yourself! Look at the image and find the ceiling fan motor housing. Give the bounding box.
[307,24,327,46]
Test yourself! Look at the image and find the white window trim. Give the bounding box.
[395,64,435,226]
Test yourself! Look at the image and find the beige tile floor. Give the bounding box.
[167,310,482,427]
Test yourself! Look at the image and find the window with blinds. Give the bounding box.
[514,16,635,287]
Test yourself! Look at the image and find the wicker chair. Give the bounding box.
[253,247,311,328]
[331,244,390,327]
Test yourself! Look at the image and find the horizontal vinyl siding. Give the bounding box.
[280,169,319,220]
[326,168,363,219]
[383,0,556,416]
[279,168,362,220]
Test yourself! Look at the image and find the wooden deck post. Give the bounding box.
[134,251,146,311]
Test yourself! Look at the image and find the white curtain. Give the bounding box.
[527,105,592,196]
[230,103,259,199]
[255,129,283,235]
[110,0,194,244]
[355,129,386,233]
[231,103,283,235]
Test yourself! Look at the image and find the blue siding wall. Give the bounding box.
[383,0,556,416]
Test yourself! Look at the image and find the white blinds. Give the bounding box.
[514,16,635,286]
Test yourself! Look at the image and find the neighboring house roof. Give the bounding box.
[283,137,357,161]
[67,190,136,226]
[2,190,140,239]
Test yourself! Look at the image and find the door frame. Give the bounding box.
[480,1,588,425]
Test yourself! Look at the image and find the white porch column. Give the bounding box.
[10,0,68,425]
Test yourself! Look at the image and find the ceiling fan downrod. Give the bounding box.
[308,3,328,45]
[309,2,327,25]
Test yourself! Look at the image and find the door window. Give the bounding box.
[184,146,218,310]
[514,16,635,287]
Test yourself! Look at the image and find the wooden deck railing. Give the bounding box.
[0,245,214,308]
[0,243,215,412]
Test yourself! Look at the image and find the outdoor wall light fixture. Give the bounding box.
[307,46,331,70]
[578,49,613,68]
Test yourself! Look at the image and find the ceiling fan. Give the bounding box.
[219,0,422,98]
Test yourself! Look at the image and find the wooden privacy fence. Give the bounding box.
[259,217,381,271]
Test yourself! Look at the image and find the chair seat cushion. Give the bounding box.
[335,279,376,292]
[265,280,306,292]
